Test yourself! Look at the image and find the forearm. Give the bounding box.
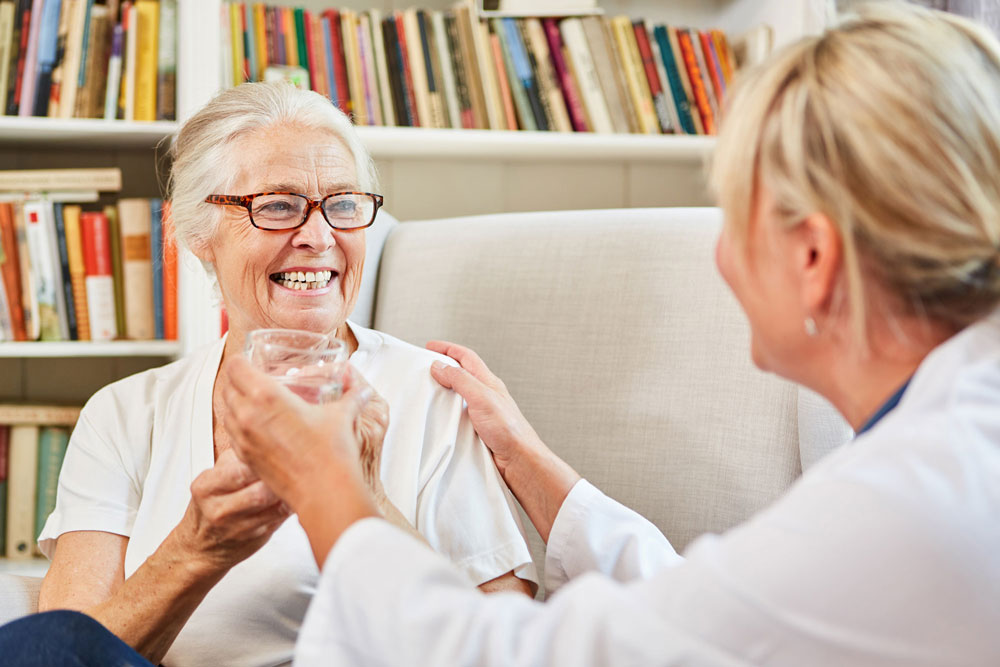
[293,462,379,568]
[500,441,581,543]
[85,534,225,664]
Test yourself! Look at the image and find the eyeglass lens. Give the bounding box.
[251,193,375,229]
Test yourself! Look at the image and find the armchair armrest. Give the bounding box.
[0,574,42,625]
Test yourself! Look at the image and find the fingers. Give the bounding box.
[426,341,496,384]
[430,359,492,405]
[335,366,375,423]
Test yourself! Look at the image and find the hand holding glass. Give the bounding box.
[244,329,349,404]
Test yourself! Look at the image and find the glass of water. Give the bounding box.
[243,329,349,404]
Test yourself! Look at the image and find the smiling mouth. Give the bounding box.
[270,270,336,291]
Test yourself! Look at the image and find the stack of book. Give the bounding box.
[0,0,176,121]
[220,1,742,135]
[0,403,79,560]
[0,168,178,343]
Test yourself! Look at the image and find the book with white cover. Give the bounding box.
[5,424,39,560]
[23,200,70,341]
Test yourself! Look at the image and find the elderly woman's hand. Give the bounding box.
[171,448,291,575]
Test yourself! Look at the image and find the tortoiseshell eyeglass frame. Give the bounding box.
[204,191,384,231]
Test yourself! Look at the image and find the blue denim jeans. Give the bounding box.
[0,610,154,666]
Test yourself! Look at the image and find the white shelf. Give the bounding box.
[0,341,181,358]
[0,116,178,148]
[0,557,48,577]
[356,126,714,162]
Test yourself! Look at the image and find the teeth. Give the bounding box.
[306,271,315,282]
[274,271,334,290]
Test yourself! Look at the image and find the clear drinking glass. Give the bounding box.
[243,328,349,404]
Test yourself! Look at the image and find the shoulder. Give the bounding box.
[351,322,459,397]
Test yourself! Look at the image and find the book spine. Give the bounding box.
[30,0,62,117]
[358,14,380,125]
[370,10,395,127]
[17,0,42,117]
[150,198,163,340]
[122,2,136,120]
[394,11,418,127]
[381,16,407,126]
[701,30,726,103]
[431,11,459,130]
[132,0,156,119]
[79,211,116,341]
[504,18,547,131]
[649,26,681,135]
[47,0,73,118]
[454,6,485,130]
[0,203,26,341]
[611,17,654,135]
[523,18,570,133]
[5,424,38,560]
[242,3,257,82]
[417,10,444,129]
[103,204,124,339]
[489,30,516,130]
[52,203,77,339]
[402,10,428,129]
[677,29,714,135]
[103,21,123,120]
[13,204,38,340]
[156,0,175,119]
[542,18,587,132]
[324,10,350,115]
[0,4,13,104]
[320,15,336,102]
[62,204,89,340]
[632,21,672,134]
[253,3,267,78]
[493,19,531,131]
[580,17,630,135]
[23,200,62,340]
[116,198,153,340]
[689,28,718,119]
[475,19,503,130]
[561,18,614,134]
[34,426,69,550]
[8,0,29,115]
[162,201,177,341]
[444,14,472,130]
[306,12,324,96]
[654,26,695,135]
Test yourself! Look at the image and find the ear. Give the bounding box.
[795,213,842,316]
[187,234,216,266]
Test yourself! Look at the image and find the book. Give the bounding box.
[542,17,587,132]
[700,30,726,105]
[150,198,162,340]
[381,15,409,126]
[609,17,653,134]
[104,204,123,340]
[7,0,29,116]
[394,10,420,127]
[648,27,681,135]
[133,0,157,120]
[61,204,88,340]
[667,26,703,134]
[358,13,380,125]
[46,0,74,117]
[23,199,67,340]
[342,10,365,124]
[431,11,459,129]
[322,9,350,115]
[0,202,26,341]
[319,14,336,101]
[0,403,81,424]
[580,16,631,134]
[0,2,15,108]
[402,10,430,128]
[155,0,175,119]
[493,18,533,131]
[0,425,8,554]
[476,19,504,130]
[57,0,85,118]
[654,25,696,135]
[30,0,61,116]
[522,18,571,133]
[17,0,43,117]
[632,20,673,134]
[454,2,486,129]
[13,203,38,340]
[5,423,37,560]
[79,210,116,341]
[676,28,714,135]
[712,29,736,84]
[162,201,177,341]
[78,5,110,118]
[560,17,614,134]
[102,21,122,120]
[52,202,77,339]
[502,18,546,131]
[34,425,69,549]
[443,12,472,129]
[489,28,517,130]
[293,7,307,72]
[305,11,325,98]
[122,2,137,119]
[116,198,153,340]
[419,10,447,129]
[689,28,718,122]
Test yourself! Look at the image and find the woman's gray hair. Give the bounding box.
[167,82,377,254]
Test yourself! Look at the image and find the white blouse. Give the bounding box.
[296,309,1000,666]
[40,322,537,667]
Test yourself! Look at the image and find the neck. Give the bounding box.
[806,315,954,431]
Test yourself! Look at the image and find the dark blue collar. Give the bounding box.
[856,379,911,436]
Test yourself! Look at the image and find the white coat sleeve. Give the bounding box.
[543,479,683,593]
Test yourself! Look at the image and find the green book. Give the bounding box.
[105,205,126,339]
[35,426,70,543]
[294,8,308,75]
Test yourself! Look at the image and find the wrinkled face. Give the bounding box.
[715,188,811,379]
[199,124,366,340]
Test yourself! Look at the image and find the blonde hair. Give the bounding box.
[709,2,1000,337]
[167,82,377,254]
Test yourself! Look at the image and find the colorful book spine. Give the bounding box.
[79,211,116,341]
[654,25,696,135]
[34,425,69,548]
[162,201,177,341]
[116,198,153,340]
[23,200,65,341]
[632,21,672,134]
[677,28,714,135]
[13,203,38,340]
[700,30,726,104]
[62,204,89,341]
[542,18,587,132]
[30,0,62,117]
[8,0,30,116]
[493,18,533,131]
[17,0,43,117]
[0,203,26,341]
[102,19,123,120]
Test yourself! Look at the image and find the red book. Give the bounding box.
[542,18,587,132]
[699,30,726,105]
[79,212,117,341]
[395,10,420,127]
[11,3,31,112]
[161,202,178,341]
[0,203,26,341]
[323,10,350,115]
[677,29,714,135]
[633,21,670,133]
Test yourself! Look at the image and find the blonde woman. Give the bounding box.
[2,3,998,666]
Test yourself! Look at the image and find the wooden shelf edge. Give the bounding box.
[0,341,181,358]
[0,116,179,148]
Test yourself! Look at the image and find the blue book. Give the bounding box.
[654,26,697,135]
[150,199,164,340]
[32,0,62,116]
[76,0,95,90]
[52,203,77,340]
[321,16,337,103]
[502,18,547,131]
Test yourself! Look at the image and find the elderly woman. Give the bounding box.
[32,83,536,666]
[212,5,999,665]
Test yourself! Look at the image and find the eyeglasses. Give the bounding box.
[204,191,384,231]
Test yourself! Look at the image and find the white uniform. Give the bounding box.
[40,322,537,667]
[296,309,1000,666]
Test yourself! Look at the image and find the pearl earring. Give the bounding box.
[804,317,818,337]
